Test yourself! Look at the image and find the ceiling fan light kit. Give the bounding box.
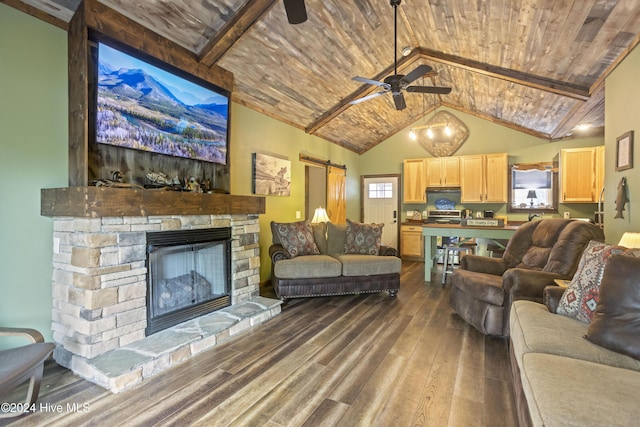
[412,111,469,157]
[350,0,451,110]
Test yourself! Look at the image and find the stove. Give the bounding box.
[425,209,463,224]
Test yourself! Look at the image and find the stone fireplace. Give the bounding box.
[41,187,278,393]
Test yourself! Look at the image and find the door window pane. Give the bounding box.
[368,182,393,199]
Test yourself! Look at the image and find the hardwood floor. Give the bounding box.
[3,261,518,427]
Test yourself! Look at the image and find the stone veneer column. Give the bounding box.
[50,214,261,369]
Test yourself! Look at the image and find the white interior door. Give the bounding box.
[363,176,399,249]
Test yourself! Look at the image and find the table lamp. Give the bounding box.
[526,190,537,208]
[618,232,640,248]
[311,207,330,223]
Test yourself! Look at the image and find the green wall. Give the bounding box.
[360,107,604,222]
[229,103,361,279]
[0,4,68,344]
[604,43,640,242]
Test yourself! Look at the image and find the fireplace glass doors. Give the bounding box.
[146,228,231,335]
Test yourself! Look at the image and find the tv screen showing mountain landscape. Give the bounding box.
[96,43,229,165]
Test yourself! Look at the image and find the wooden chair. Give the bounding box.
[0,327,55,418]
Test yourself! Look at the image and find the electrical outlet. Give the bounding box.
[295,211,301,219]
[563,211,571,219]
[53,237,61,254]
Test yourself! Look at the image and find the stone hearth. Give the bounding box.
[41,188,277,393]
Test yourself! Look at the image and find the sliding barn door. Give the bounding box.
[327,166,346,224]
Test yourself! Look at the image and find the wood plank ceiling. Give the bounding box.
[6,0,640,154]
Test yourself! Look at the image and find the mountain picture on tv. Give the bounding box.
[96,43,229,165]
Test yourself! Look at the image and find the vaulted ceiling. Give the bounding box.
[6,0,640,154]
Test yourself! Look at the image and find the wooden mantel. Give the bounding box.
[41,187,265,218]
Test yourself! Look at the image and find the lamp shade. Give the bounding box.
[311,207,330,223]
[526,190,538,199]
[618,232,640,249]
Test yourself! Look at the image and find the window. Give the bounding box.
[368,182,393,199]
[508,162,558,213]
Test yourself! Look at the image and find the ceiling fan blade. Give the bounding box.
[393,92,407,110]
[406,85,452,94]
[401,64,433,84]
[350,91,387,105]
[352,76,390,89]
[283,0,307,24]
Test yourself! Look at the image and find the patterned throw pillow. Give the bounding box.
[344,219,383,255]
[557,240,640,323]
[272,220,320,258]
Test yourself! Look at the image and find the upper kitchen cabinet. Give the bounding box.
[426,157,460,188]
[403,158,427,203]
[595,145,605,201]
[460,153,508,203]
[560,147,604,203]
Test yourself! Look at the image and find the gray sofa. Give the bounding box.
[509,254,640,427]
[269,221,401,300]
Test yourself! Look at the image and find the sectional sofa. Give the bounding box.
[509,250,640,427]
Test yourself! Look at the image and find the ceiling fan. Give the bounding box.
[351,0,451,110]
[283,0,307,24]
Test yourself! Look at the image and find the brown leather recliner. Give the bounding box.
[449,218,605,337]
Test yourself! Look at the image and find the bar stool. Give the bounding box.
[487,239,509,258]
[441,242,476,286]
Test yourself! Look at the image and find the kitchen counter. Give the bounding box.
[422,223,520,282]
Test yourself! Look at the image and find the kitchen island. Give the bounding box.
[422,223,520,282]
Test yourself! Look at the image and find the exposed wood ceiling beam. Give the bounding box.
[305,54,422,135]
[306,45,592,139]
[550,82,605,140]
[198,0,278,67]
[0,0,68,30]
[416,48,591,101]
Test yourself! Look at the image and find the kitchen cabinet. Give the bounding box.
[595,145,605,199]
[460,153,508,203]
[426,157,460,187]
[401,225,424,260]
[403,159,427,203]
[561,147,602,203]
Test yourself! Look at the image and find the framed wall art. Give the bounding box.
[616,131,634,172]
[252,153,291,196]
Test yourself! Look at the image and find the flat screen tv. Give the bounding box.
[95,41,230,165]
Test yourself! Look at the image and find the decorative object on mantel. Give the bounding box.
[92,170,143,189]
[616,131,634,171]
[145,171,181,189]
[411,110,469,157]
[186,176,202,193]
[252,153,291,196]
[615,177,629,219]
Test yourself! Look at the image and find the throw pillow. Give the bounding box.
[344,219,383,255]
[327,222,347,255]
[271,220,320,258]
[557,240,640,323]
[585,255,640,361]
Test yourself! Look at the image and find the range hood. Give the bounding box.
[426,187,461,193]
